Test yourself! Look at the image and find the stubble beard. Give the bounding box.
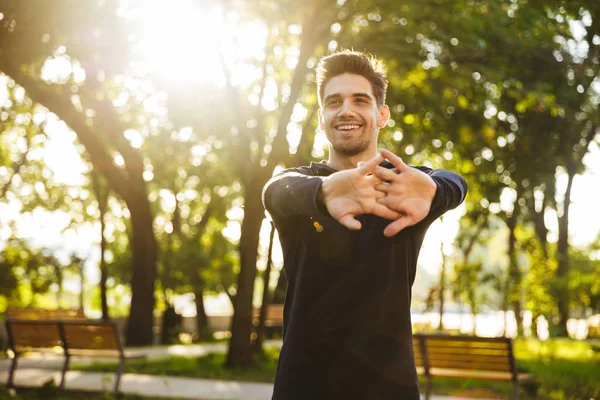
[328,125,376,156]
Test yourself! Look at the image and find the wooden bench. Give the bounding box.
[4,319,144,394]
[413,333,534,399]
[253,304,284,338]
[6,308,86,320]
[252,304,284,327]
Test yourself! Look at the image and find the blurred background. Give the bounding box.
[0,0,599,371]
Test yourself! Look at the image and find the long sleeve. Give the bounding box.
[424,168,468,219]
[262,168,329,219]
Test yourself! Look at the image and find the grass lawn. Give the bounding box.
[77,346,279,383]
[75,339,600,400]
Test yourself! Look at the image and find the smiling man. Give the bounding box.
[262,50,468,399]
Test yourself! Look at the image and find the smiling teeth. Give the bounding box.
[338,125,360,130]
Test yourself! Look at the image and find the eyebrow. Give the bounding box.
[323,92,374,103]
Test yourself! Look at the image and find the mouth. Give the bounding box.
[333,122,363,134]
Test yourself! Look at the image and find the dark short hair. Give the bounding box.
[316,49,388,107]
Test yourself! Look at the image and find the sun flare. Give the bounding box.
[135,1,268,87]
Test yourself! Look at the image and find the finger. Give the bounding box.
[372,203,400,220]
[373,189,387,199]
[374,183,390,193]
[357,153,383,175]
[358,161,373,176]
[376,196,390,206]
[372,166,398,182]
[380,149,409,172]
[384,216,414,237]
[364,174,384,185]
[339,215,361,230]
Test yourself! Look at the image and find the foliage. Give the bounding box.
[1,0,600,357]
[0,238,83,309]
[568,237,600,316]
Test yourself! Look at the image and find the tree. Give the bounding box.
[0,1,158,344]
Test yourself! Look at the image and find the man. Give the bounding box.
[262,50,467,399]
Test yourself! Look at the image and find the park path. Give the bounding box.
[0,341,492,399]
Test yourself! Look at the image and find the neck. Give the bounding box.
[327,148,378,170]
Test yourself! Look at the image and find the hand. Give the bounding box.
[373,149,437,237]
[320,154,400,230]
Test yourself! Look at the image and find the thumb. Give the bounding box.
[383,217,412,237]
[339,215,362,230]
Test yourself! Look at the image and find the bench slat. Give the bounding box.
[253,305,284,327]
[7,308,86,320]
[62,323,120,351]
[424,341,509,350]
[8,321,63,350]
[425,350,510,358]
[416,334,509,343]
[429,368,534,382]
[427,360,512,372]
[426,354,512,364]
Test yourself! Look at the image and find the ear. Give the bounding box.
[318,108,325,131]
[377,104,390,128]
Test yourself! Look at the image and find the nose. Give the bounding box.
[338,99,354,117]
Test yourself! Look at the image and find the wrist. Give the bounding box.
[427,175,438,200]
[317,178,331,214]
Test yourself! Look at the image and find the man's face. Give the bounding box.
[318,73,389,157]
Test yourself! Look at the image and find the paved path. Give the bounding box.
[0,368,272,400]
[0,368,487,400]
[0,342,494,399]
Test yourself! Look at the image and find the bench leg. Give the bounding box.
[7,355,18,388]
[60,354,70,390]
[511,382,519,400]
[424,376,432,400]
[114,357,125,394]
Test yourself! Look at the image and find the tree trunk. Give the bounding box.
[194,284,210,340]
[253,222,276,353]
[125,198,158,346]
[506,191,523,337]
[99,210,109,320]
[438,240,446,332]
[223,1,328,367]
[555,163,576,337]
[226,182,266,366]
[272,271,287,304]
[507,214,523,337]
[532,196,549,259]
[501,275,509,337]
[92,174,110,320]
[530,190,548,339]
[471,302,477,335]
[77,265,84,310]
[57,271,63,307]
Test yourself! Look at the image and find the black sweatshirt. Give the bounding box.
[263,160,468,400]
